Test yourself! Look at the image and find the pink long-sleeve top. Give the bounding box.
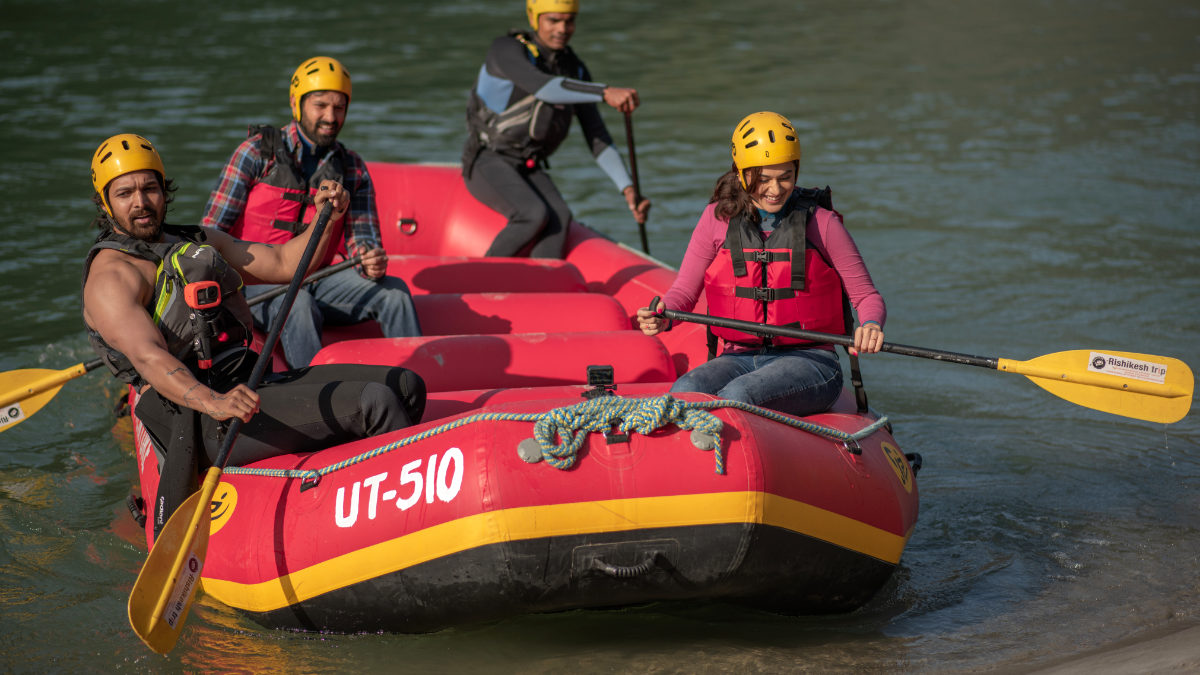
[663,199,887,338]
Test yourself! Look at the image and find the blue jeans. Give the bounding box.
[245,266,421,368]
[670,346,844,416]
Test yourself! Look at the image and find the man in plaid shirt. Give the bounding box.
[202,56,420,367]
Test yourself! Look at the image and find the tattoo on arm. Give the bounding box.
[198,389,227,417]
[182,383,221,416]
[181,384,203,405]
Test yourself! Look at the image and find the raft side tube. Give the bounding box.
[310,331,676,393]
[370,162,508,257]
[421,381,675,421]
[322,291,633,344]
[385,255,588,295]
[200,391,907,590]
[564,226,716,378]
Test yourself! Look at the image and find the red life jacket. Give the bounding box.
[703,189,846,348]
[228,124,349,267]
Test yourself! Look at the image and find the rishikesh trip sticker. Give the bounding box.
[1087,352,1167,384]
[163,553,202,629]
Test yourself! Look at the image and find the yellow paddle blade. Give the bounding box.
[0,365,89,432]
[998,350,1194,424]
[128,469,221,654]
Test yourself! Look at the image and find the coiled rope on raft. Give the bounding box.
[223,394,890,487]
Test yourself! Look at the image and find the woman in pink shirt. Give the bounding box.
[636,112,886,416]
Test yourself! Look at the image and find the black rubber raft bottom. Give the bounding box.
[247,523,898,633]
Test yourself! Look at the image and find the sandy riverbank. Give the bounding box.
[1019,623,1200,674]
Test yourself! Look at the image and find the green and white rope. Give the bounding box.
[533,394,723,470]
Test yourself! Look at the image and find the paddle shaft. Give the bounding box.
[211,200,336,469]
[243,252,361,305]
[624,111,650,255]
[655,302,999,369]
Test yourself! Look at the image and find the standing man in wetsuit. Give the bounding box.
[462,0,651,258]
[84,133,426,538]
[203,55,421,368]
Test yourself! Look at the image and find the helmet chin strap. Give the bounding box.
[106,217,132,237]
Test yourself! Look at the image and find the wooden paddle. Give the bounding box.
[128,201,335,654]
[0,253,362,433]
[624,110,650,255]
[647,297,1193,424]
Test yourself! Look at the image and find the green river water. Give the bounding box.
[2,0,1198,672]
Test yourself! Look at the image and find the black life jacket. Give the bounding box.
[82,223,251,388]
[464,31,584,167]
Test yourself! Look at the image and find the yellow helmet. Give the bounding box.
[526,0,579,29]
[90,133,166,216]
[289,56,352,121]
[730,111,802,190]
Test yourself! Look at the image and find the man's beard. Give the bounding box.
[114,207,165,241]
[301,119,341,148]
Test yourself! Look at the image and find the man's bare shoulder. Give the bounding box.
[86,247,154,292]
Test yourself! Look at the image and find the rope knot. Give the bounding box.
[530,395,725,471]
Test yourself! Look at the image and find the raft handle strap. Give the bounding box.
[592,553,660,579]
[126,493,146,528]
[905,452,923,475]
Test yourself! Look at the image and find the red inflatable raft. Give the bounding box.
[129,163,920,633]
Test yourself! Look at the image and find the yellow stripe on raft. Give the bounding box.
[201,491,911,613]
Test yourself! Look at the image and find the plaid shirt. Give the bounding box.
[201,121,380,256]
